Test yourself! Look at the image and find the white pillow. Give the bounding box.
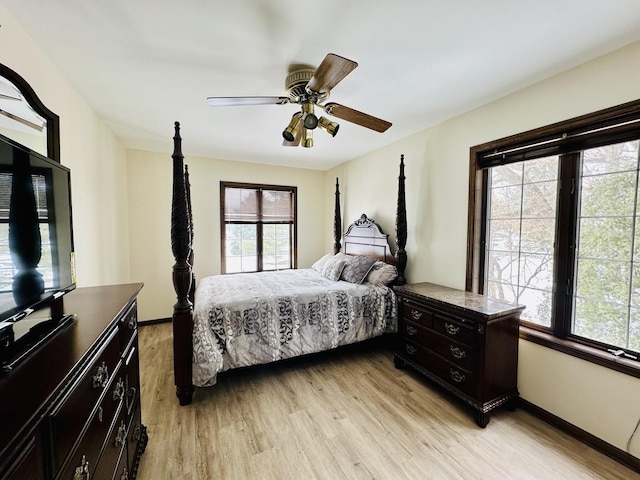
[320,253,348,281]
[312,253,332,273]
[365,262,398,286]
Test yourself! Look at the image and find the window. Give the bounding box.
[220,182,296,273]
[486,156,558,328]
[0,170,55,291]
[468,99,640,375]
[573,142,640,352]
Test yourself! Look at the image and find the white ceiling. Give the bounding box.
[4,0,640,170]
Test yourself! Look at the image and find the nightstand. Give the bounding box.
[394,282,524,427]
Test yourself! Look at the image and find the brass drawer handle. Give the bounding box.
[406,325,418,336]
[411,309,423,321]
[445,322,460,336]
[450,369,465,383]
[73,455,89,480]
[113,378,126,402]
[127,386,137,411]
[92,361,109,389]
[115,420,127,448]
[450,346,466,359]
[406,345,417,355]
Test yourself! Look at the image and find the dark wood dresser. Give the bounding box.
[394,282,524,427]
[0,283,147,479]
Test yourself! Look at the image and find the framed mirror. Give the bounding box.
[0,64,60,163]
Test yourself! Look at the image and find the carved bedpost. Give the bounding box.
[170,121,194,406]
[333,177,342,254]
[9,149,44,305]
[395,155,407,285]
[185,165,196,305]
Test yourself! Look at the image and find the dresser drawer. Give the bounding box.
[433,313,475,346]
[56,363,126,480]
[428,351,475,397]
[398,318,429,344]
[399,318,475,371]
[49,328,121,470]
[400,300,433,328]
[119,302,138,353]
[112,447,129,480]
[125,337,140,416]
[93,406,129,480]
[126,400,145,475]
[398,339,429,370]
[2,434,43,480]
[425,329,475,371]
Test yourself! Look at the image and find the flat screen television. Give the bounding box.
[0,133,75,370]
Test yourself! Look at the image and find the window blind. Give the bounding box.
[0,172,48,221]
[224,186,293,223]
[477,104,640,169]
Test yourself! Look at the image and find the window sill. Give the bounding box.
[519,326,640,379]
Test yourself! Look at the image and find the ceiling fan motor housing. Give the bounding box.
[285,68,316,102]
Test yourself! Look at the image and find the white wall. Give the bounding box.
[0,4,131,287]
[328,41,640,458]
[127,149,325,321]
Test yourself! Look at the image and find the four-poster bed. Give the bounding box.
[170,122,407,405]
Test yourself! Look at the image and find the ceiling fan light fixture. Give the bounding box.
[282,112,302,142]
[302,128,313,148]
[318,116,339,137]
[301,102,318,130]
[303,113,318,129]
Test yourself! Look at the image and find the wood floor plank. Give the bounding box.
[137,322,639,479]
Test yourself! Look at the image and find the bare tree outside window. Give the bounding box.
[486,156,558,327]
[485,144,640,352]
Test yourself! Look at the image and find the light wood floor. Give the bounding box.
[136,322,639,479]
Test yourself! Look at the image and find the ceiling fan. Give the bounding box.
[206,53,392,148]
[0,86,44,132]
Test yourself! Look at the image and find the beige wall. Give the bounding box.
[127,149,325,321]
[0,4,131,287]
[328,41,640,458]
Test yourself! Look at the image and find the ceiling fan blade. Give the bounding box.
[323,103,391,133]
[306,54,358,94]
[0,108,44,132]
[282,137,300,147]
[207,96,289,107]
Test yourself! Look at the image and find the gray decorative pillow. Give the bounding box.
[320,253,348,281]
[365,262,398,286]
[312,253,332,273]
[341,255,378,284]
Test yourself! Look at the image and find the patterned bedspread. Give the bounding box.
[192,268,397,387]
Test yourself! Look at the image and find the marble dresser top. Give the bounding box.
[394,282,525,319]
